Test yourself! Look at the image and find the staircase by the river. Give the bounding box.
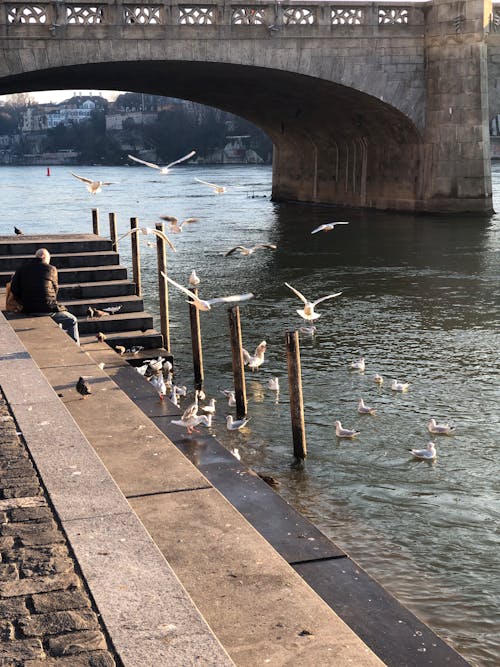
[0,234,169,363]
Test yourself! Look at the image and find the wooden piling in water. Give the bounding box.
[228,305,247,418]
[189,288,204,391]
[155,222,170,352]
[286,330,307,460]
[109,212,118,252]
[130,217,141,298]
[91,208,100,236]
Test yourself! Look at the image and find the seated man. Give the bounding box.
[10,248,80,344]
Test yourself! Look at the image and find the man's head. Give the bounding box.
[35,248,50,264]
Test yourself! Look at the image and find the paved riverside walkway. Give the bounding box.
[0,309,385,666]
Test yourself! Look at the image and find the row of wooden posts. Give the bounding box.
[91,208,307,461]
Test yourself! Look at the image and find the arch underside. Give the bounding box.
[1,60,424,210]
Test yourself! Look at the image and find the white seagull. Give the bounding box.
[374,374,384,385]
[428,418,455,435]
[188,270,200,287]
[71,172,115,194]
[224,244,277,257]
[335,420,360,438]
[358,399,376,415]
[350,357,366,372]
[102,305,122,315]
[226,415,251,431]
[409,442,437,460]
[195,177,227,194]
[242,341,267,371]
[391,380,410,392]
[128,150,196,174]
[201,398,217,414]
[163,273,254,312]
[171,413,212,435]
[159,215,199,234]
[268,377,280,392]
[285,282,342,321]
[311,222,349,234]
[149,373,166,400]
[222,389,236,407]
[117,226,177,252]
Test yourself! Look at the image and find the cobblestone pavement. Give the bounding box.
[0,389,119,667]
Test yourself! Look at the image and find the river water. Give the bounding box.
[1,164,499,665]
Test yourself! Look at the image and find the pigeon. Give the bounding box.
[76,376,91,398]
[14,226,24,235]
[71,172,115,194]
[87,307,108,318]
[350,357,365,372]
[224,244,277,257]
[188,270,200,287]
[96,332,107,342]
[335,420,360,438]
[374,374,384,385]
[128,150,196,174]
[102,305,122,315]
[242,341,267,371]
[409,442,437,460]
[194,177,227,194]
[163,273,254,312]
[222,389,236,407]
[311,222,349,234]
[358,398,376,415]
[268,377,280,391]
[126,346,144,355]
[285,282,342,321]
[428,418,455,435]
[226,415,251,430]
[391,380,410,392]
[160,215,199,233]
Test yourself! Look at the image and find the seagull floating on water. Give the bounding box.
[311,222,349,234]
[428,418,455,435]
[71,172,115,194]
[358,399,376,415]
[335,420,360,438]
[163,273,254,312]
[268,377,280,392]
[409,442,437,460]
[285,282,342,321]
[159,215,199,234]
[222,389,236,407]
[242,341,267,371]
[226,415,251,431]
[188,270,200,286]
[224,244,277,257]
[374,374,384,385]
[350,357,365,372]
[195,177,226,194]
[391,380,410,392]
[128,150,196,174]
[201,398,216,414]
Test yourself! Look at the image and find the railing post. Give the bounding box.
[91,208,100,235]
[286,330,307,460]
[108,212,118,252]
[130,217,141,297]
[189,287,204,391]
[155,222,170,351]
[228,305,247,418]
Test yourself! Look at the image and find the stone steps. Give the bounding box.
[0,251,120,272]
[0,234,112,255]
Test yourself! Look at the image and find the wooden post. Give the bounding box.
[286,330,307,460]
[91,208,100,235]
[109,212,118,252]
[228,305,247,418]
[155,222,170,351]
[130,217,141,297]
[189,288,204,391]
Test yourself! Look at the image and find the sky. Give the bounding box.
[2,89,123,104]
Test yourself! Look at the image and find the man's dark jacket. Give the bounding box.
[10,258,60,313]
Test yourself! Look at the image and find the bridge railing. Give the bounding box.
[0,1,427,29]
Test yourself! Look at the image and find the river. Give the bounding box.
[1,163,499,666]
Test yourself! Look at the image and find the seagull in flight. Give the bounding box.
[285,282,342,321]
[409,442,437,460]
[71,172,115,194]
[195,177,227,194]
[311,222,349,234]
[224,244,277,257]
[428,418,455,435]
[159,215,199,234]
[335,420,360,438]
[117,226,176,252]
[128,150,196,174]
[163,273,254,312]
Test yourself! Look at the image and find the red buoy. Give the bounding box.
[46,167,51,176]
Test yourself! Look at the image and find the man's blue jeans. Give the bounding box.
[51,311,80,344]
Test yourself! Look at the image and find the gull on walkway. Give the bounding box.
[391,380,410,392]
[428,418,455,435]
[163,273,254,312]
[195,177,227,194]
[160,215,199,234]
[350,357,366,372]
[409,442,437,460]
[71,172,115,194]
[149,373,166,400]
[358,399,376,415]
[311,222,349,234]
[285,282,342,321]
[242,341,267,371]
[335,420,360,438]
[224,244,277,257]
[226,415,251,431]
[171,413,212,435]
[128,150,196,174]
[117,226,176,252]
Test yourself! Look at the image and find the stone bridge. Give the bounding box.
[1,0,499,214]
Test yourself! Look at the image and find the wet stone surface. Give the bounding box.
[0,390,118,667]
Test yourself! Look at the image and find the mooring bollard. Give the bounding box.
[130,217,141,297]
[109,212,118,252]
[189,287,204,391]
[155,222,170,351]
[286,330,307,460]
[91,208,100,236]
[228,305,247,418]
